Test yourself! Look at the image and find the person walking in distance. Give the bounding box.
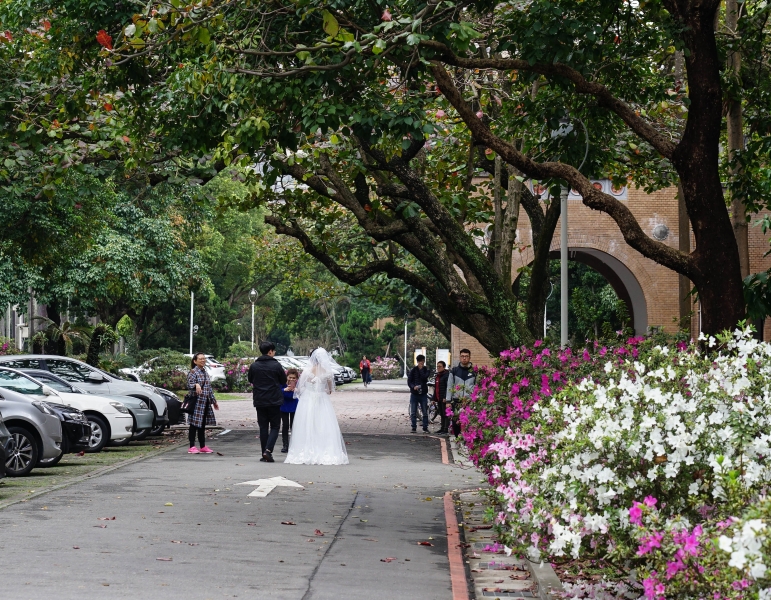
[359,355,372,388]
[433,360,450,435]
[247,341,287,462]
[279,368,299,453]
[446,349,475,436]
[187,352,219,454]
[408,354,430,433]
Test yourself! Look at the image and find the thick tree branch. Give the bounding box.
[422,40,677,159]
[430,61,691,277]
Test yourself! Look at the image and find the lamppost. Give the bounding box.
[189,291,194,354]
[548,117,589,348]
[249,288,258,351]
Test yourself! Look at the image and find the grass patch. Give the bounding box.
[0,430,186,507]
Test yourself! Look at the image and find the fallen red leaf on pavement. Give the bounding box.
[380,557,397,562]
[314,529,324,536]
[281,521,296,525]
[97,517,115,521]
[72,546,80,549]
[76,451,85,456]
[417,541,434,546]
[495,580,504,583]
[156,557,173,561]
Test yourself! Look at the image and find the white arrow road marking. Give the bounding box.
[235,476,304,498]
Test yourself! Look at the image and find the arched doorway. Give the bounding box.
[515,247,649,337]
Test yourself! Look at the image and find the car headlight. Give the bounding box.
[63,412,85,422]
[110,401,130,414]
[138,401,148,409]
[32,401,54,415]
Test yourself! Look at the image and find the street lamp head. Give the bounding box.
[248,288,258,303]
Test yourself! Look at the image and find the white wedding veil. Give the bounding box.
[295,347,336,397]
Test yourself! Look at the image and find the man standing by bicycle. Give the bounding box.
[408,354,430,433]
[446,349,475,436]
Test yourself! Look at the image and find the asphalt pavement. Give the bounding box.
[0,429,478,599]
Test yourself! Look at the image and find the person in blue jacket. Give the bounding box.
[280,368,300,453]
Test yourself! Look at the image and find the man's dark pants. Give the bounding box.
[409,392,428,431]
[256,406,282,454]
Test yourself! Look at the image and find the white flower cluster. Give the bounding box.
[718,519,768,579]
[528,328,771,558]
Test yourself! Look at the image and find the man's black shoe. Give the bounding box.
[263,451,275,463]
[260,456,267,462]
[280,446,288,453]
[423,428,429,433]
[411,428,417,433]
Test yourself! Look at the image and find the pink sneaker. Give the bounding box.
[199,446,213,454]
[188,447,200,454]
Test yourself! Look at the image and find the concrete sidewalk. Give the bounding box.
[0,430,478,599]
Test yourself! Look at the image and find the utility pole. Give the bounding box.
[189,291,194,354]
[560,186,569,348]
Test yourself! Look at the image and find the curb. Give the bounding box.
[526,559,564,600]
[0,437,186,512]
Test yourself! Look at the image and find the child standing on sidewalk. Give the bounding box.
[280,368,300,453]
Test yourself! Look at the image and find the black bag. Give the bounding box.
[180,391,198,415]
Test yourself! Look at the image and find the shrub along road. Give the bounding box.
[0,427,478,599]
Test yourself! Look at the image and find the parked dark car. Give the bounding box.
[0,411,10,478]
[37,402,91,467]
[152,387,186,429]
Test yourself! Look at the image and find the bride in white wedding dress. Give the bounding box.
[284,348,349,465]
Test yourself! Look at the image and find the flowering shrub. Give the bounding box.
[456,336,645,466]
[0,336,19,356]
[219,357,252,392]
[456,328,771,598]
[370,356,401,380]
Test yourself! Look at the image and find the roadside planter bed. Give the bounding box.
[454,328,771,599]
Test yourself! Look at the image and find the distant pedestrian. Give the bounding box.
[360,356,372,387]
[446,349,475,436]
[433,361,450,435]
[408,354,430,433]
[247,341,287,462]
[280,368,300,453]
[187,352,219,454]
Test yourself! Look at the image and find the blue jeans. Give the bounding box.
[410,393,428,430]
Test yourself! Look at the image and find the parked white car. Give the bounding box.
[122,354,225,383]
[3,369,134,453]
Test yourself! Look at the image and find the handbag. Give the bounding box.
[180,391,198,415]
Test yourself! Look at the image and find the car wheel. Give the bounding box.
[132,428,150,441]
[5,426,39,477]
[149,424,166,436]
[109,436,131,447]
[85,415,109,453]
[37,451,63,467]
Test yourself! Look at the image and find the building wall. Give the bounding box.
[452,184,771,359]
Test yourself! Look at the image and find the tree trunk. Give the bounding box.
[670,3,745,334]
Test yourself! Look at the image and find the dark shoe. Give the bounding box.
[411,428,417,433]
[280,446,288,453]
[423,428,429,433]
[260,456,267,462]
[262,451,274,463]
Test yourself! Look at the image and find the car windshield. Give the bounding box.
[0,370,45,395]
[35,376,75,394]
[47,359,111,383]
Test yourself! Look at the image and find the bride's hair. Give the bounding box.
[295,347,336,397]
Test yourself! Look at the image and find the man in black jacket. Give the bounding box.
[408,354,430,433]
[247,341,287,462]
[433,361,450,435]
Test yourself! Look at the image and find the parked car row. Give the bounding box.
[119,354,225,383]
[0,354,187,478]
[274,355,356,384]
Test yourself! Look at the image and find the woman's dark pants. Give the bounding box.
[281,411,295,449]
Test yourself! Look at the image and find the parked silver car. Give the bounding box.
[0,370,63,476]
[0,355,169,430]
[0,411,10,478]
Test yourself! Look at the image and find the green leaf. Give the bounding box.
[197,27,211,44]
[372,39,386,55]
[322,10,339,38]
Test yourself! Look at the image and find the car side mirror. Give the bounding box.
[87,372,106,383]
[41,385,58,396]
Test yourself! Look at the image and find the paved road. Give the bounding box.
[217,381,436,435]
[0,428,478,599]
